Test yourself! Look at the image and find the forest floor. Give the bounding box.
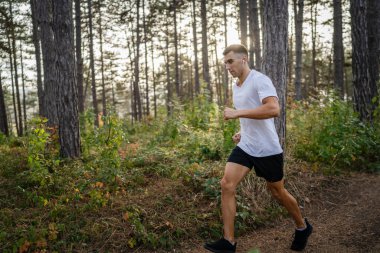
[140,172,380,253]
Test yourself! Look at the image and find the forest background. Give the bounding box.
[0,0,379,252]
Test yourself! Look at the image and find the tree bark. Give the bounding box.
[150,41,157,118]
[75,0,84,113]
[165,12,173,117]
[201,0,212,100]
[333,0,345,98]
[30,0,45,117]
[239,0,248,46]
[262,0,288,149]
[143,0,150,115]
[52,0,81,158]
[367,0,379,105]
[0,71,9,136]
[7,33,19,135]
[192,0,200,95]
[350,0,375,122]
[96,1,107,117]
[9,2,23,136]
[173,0,180,98]
[294,0,304,100]
[311,0,318,92]
[87,0,99,126]
[248,0,261,70]
[133,0,143,120]
[37,0,58,127]
[19,42,27,131]
[223,0,229,103]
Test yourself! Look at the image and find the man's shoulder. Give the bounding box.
[252,70,273,85]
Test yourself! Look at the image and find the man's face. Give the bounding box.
[223,51,245,78]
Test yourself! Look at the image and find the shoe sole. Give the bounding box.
[204,245,235,253]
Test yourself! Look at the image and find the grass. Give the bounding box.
[0,94,379,252]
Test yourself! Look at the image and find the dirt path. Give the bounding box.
[173,173,380,253]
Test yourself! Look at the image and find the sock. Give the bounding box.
[296,226,306,231]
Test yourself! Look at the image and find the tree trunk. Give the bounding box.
[192,0,200,95]
[367,0,380,105]
[37,0,58,127]
[239,0,248,46]
[52,0,81,158]
[7,33,19,135]
[165,13,173,117]
[223,0,229,103]
[248,0,261,70]
[151,41,157,118]
[0,71,9,136]
[9,2,23,136]
[262,0,288,149]
[143,0,150,115]
[333,0,345,98]
[173,0,180,98]
[201,0,212,100]
[350,0,375,122]
[133,0,142,121]
[294,0,304,100]
[30,0,45,117]
[96,1,107,117]
[87,0,99,126]
[19,42,27,131]
[311,1,318,92]
[75,0,84,113]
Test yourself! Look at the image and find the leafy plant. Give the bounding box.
[289,92,380,173]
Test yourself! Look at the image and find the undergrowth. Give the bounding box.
[0,93,379,252]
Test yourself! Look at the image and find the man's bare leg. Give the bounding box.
[221,162,250,242]
[266,179,305,228]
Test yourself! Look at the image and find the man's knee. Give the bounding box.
[220,178,236,194]
[268,185,286,202]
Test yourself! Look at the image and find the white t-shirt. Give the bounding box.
[232,69,283,157]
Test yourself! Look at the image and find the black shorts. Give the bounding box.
[227,146,284,182]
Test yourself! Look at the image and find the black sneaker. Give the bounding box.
[204,238,237,253]
[290,218,313,251]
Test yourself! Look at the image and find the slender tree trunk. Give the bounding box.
[165,14,173,117]
[52,0,80,158]
[294,0,304,100]
[350,0,375,122]
[333,0,344,98]
[192,0,200,95]
[367,0,379,105]
[87,0,99,126]
[150,41,157,118]
[0,71,9,136]
[19,42,27,131]
[30,0,44,117]
[288,13,293,90]
[253,0,262,70]
[239,0,248,46]
[9,2,23,136]
[37,0,58,127]
[133,0,142,121]
[223,0,229,103]
[96,1,107,117]
[143,0,150,115]
[201,0,212,100]
[262,0,288,149]
[248,0,254,68]
[311,1,318,92]
[173,0,180,98]
[7,33,19,135]
[75,0,84,113]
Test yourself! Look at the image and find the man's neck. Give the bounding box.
[237,68,251,86]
